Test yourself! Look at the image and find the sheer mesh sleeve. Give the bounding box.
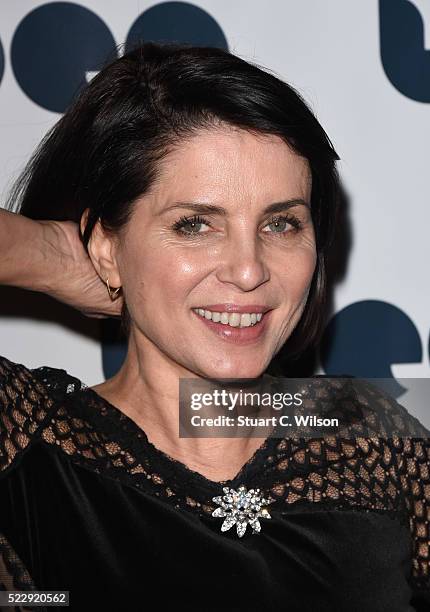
[0,355,56,475]
[397,433,430,609]
[0,355,59,609]
[357,379,430,608]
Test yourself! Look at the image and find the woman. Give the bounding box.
[0,42,429,611]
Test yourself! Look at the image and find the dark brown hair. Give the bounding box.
[6,41,341,364]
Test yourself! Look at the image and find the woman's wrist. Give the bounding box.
[0,209,123,318]
[0,208,60,294]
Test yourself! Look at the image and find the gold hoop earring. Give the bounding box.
[105,277,122,301]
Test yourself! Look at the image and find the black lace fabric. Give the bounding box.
[0,354,429,609]
[0,532,37,612]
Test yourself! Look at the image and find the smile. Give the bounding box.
[190,307,273,346]
[192,308,262,328]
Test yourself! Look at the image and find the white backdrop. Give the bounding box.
[0,1,428,410]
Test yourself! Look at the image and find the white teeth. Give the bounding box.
[192,308,265,328]
[228,313,240,327]
[240,313,252,327]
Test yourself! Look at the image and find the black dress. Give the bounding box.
[0,354,429,611]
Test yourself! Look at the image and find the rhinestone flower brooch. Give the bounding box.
[211,484,275,538]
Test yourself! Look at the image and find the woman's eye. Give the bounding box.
[262,215,301,234]
[172,214,212,236]
[182,221,210,234]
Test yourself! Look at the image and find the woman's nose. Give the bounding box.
[215,237,270,292]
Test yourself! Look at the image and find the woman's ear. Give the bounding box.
[80,209,122,288]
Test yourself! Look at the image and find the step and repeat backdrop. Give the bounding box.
[0,1,429,417]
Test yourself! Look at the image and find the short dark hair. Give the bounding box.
[6,41,341,363]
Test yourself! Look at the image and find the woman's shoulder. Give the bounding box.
[0,354,141,491]
[267,371,430,439]
[343,376,430,440]
[0,354,87,475]
[0,353,87,398]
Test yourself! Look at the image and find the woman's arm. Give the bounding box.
[0,208,123,319]
[0,207,55,292]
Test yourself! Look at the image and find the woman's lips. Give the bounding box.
[191,309,273,345]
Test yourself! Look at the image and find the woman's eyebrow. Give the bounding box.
[157,198,309,216]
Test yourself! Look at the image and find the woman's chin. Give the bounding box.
[199,361,267,382]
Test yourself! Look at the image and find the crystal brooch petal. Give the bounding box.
[211,484,275,538]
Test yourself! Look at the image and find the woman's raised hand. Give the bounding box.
[40,219,124,320]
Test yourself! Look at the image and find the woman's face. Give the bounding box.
[108,125,316,379]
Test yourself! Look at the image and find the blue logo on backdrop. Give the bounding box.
[380,0,430,101]
[126,1,228,51]
[101,321,128,380]
[3,2,430,105]
[9,1,227,113]
[11,2,116,113]
[320,300,422,385]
